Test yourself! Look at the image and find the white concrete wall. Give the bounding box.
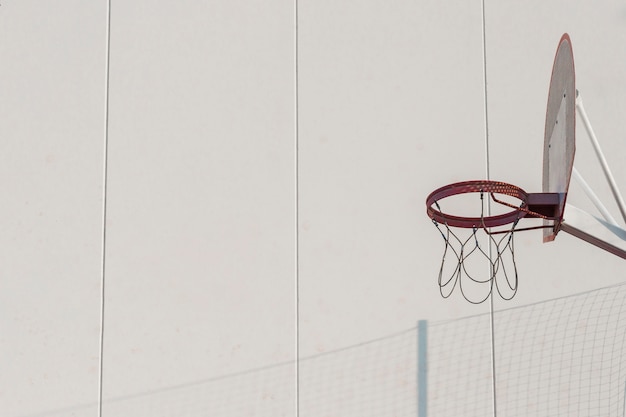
[1,1,625,415]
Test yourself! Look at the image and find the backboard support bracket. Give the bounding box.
[561,206,626,260]
[559,91,626,259]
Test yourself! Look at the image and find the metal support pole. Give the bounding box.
[572,167,619,227]
[576,92,626,225]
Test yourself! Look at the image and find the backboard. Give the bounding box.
[542,34,576,242]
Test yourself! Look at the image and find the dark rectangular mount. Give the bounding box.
[526,192,561,220]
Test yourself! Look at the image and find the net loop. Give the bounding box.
[434,205,519,303]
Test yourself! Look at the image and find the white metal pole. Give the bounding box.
[572,167,619,227]
[576,92,626,225]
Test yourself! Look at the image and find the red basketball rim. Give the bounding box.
[426,180,530,228]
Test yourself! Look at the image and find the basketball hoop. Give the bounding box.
[426,180,561,303]
[426,34,626,302]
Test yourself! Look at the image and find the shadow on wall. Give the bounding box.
[22,281,626,417]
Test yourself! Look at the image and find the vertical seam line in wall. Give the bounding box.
[480,1,498,417]
[295,0,300,415]
[98,0,112,416]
